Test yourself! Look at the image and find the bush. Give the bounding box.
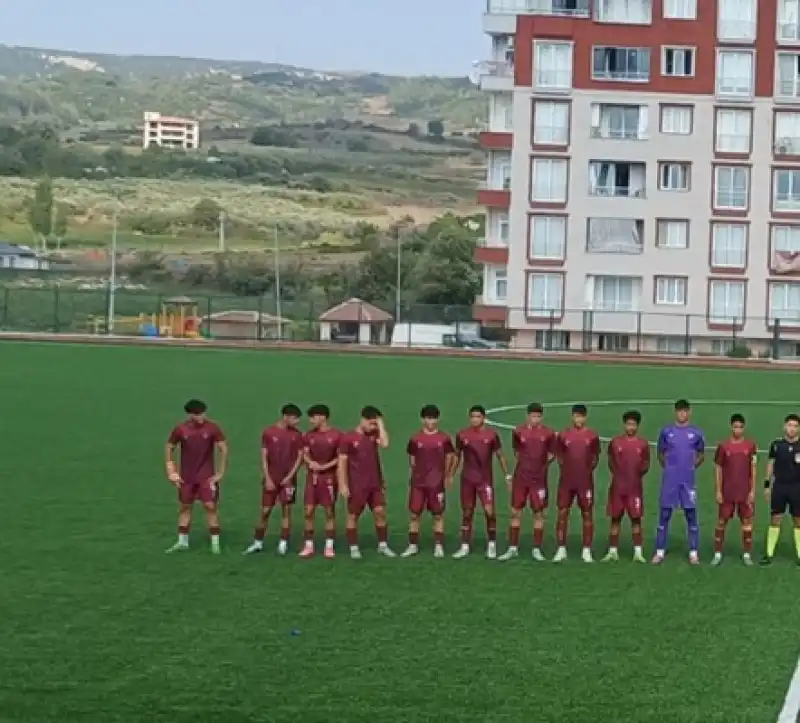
[726,344,752,359]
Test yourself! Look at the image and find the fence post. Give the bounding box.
[635,311,642,354]
[53,285,60,333]
[683,314,690,355]
[2,286,9,328]
[104,283,111,334]
[581,310,593,352]
[206,296,213,338]
[732,319,738,348]
[773,318,781,360]
[257,294,264,341]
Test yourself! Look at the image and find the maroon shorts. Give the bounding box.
[510,483,548,512]
[262,484,297,508]
[719,501,754,521]
[557,485,594,511]
[607,490,644,520]
[179,479,218,506]
[460,481,494,510]
[348,487,385,516]
[304,476,337,508]
[408,486,445,516]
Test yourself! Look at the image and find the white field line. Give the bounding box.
[777,656,800,723]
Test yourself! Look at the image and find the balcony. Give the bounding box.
[477,184,511,208]
[590,103,648,140]
[594,0,652,24]
[486,0,589,14]
[475,237,510,264]
[479,131,513,150]
[476,60,514,91]
[592,47,650,83]
[586,219,645,254]
[777,53,800,101]
[588,161,647,199]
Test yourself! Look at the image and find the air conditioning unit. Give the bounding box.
[776,138,794,155]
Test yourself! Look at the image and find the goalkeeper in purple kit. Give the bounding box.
[652,399,706,565]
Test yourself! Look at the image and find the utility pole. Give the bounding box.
[218,210,226,252]
[395,232,402,323]
[107,208,118,333]
[273,227,282,339]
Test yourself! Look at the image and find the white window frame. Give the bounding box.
[778,0,800,43]
[528,215,567,261]
[769,281,800,324]
[774,169,800,212]
[662,47,696,77]
[534,41,573,92]
[532,101,570,146]
[493,268,508,303]
[595,0,652,24]
[530,158,569,203]
[775,112,800,154]
[713,166,750,210]
[663,0,697,19]
[497,211,510,246]
[655,276,687,306]
[592,46,651,82]
[660,105,693,134]
[656,219,689,249]
[658,162,691,191]
[772,224,800,256]
[708,280,746,324]
[776,52,800,100]
[717,0,757,42]
[711,223,748,269]
[715,108,752,153]
[656,336,689,354]
[587,275,642,312]
[715,50,754,98]
[527,273,564,317]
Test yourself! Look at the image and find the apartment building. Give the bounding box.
[142,111,200,150]
[475,0,800,354]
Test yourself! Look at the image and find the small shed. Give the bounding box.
[318,297,393,345]
[201,310,290,340]
[0,242,49,270]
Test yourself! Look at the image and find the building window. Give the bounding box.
[590,103,648,140]
[487,153,512,190]
[490,94,513,132]
[779,0,800,42]
[656,219,689,249]
[532,101,570,145]
[595,0,651,24]
[534,330,570,351]
[772,225,800,273]
[497,212,510,246]
[529,215,566,260]
[534,41,573,91]
[713,166,749,210]
[586,275,642,312]
[586,218,644,254]
[660,105,693,134]
[777,53,800,100]
[716,51,754,97]
[715,109,752,153]
[492,268,508,302]
[592,47,650,82]
[588,161,646,197]
[656,336,689,354]
[770,282,800,324]
[708,280,746,324]
[655,276,687,305]
[775,112,800,154]
[710,339,735,356]
[527,273,564,316]
[711,223,748,269]
[717,0,757,41]
[662,47,695,77]
[658,162,690,191]
[774,169,800,211]
[664,0,697,18]
[530,158,569,203]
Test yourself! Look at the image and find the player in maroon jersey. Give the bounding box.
[299,404,342,559]
[337,406,396,559]
[164,399,228,554]
[401,404,457,558]
[712,413,758,566]
[499,402,556,562]
[453,405,509,560]
[553,404,601,563]
[243,404,304,556]
[601,410,650,563]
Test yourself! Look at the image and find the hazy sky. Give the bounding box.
[2,0,487,75]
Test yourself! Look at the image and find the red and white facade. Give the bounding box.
[475,0,800,355]
[143,111,200,150]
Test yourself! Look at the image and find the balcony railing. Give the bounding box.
[718,20,756,40]
[589,185,646,198]
[590,126,644,140]
[779,22,800,42]
[486,0,590,15]
[480,60,514,78]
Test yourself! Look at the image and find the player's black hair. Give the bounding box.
[184,399,207,414]
[420,404,440,419]
[469,405,486,416]
[785,413,800,423]
[527,402,543,414]
[730,413,746,425]
[623,410,642,424]
[361,405,381,420]
[572,404,588,415]
[675,399,691,410]
[281,403,302,418]
[307,404,330,418]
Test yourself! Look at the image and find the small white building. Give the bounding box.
[143,111,200,150]
[0,243,49,270]
[318,298,393,345]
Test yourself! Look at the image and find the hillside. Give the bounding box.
[0,45,486,130]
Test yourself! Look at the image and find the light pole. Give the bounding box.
[107,207,118,333]
[395,232,402,323]
[218,210,226,252]
[274,227,282,339]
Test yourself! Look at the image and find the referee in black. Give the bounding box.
[761,413,800,565]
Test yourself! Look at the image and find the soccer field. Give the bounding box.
[2,342,799,723]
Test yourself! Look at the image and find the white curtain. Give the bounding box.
[774,225,800,252]
[637,107,648,138]
[712,225,746,266]
[531,216,565,259]
[771,283,800,322]
[587,219,642,253]
[590,104,601,129]
[710,282,744,322]
[776,112,800,143]
[717,52,752,95]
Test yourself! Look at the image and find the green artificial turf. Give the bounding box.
[0,343,797,723]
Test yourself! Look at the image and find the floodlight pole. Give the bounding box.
[274,227,282,339]
[107,208,118,333]
[395,233,402,323]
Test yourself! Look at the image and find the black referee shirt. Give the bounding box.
[768,438,800,485]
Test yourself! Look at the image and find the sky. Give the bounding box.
[1,0,487,76]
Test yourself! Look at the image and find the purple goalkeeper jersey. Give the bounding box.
[657,423,705,509]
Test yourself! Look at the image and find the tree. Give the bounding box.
[53,202,69,249]
[28,176,53,249]
[427,120,445,138]
[191,198,222,231]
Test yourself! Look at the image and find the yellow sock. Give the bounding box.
[767,526,781,557]
[794,529,800,558]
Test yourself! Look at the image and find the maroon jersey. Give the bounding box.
[456,426,501,486]
[261,424,304,485]
[512,424,556,486]
[714,438,757,502]
[407,430,455,489]
[339,430,383,490]
[168,420,225,483]
[556,426,600,487]
[304,428,342,481]
[608,435,650,494]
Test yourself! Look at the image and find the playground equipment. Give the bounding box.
[149,296,201,339]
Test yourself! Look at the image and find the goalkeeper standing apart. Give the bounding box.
[761,413,800,566]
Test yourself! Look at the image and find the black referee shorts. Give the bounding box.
[770,483,800,517]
